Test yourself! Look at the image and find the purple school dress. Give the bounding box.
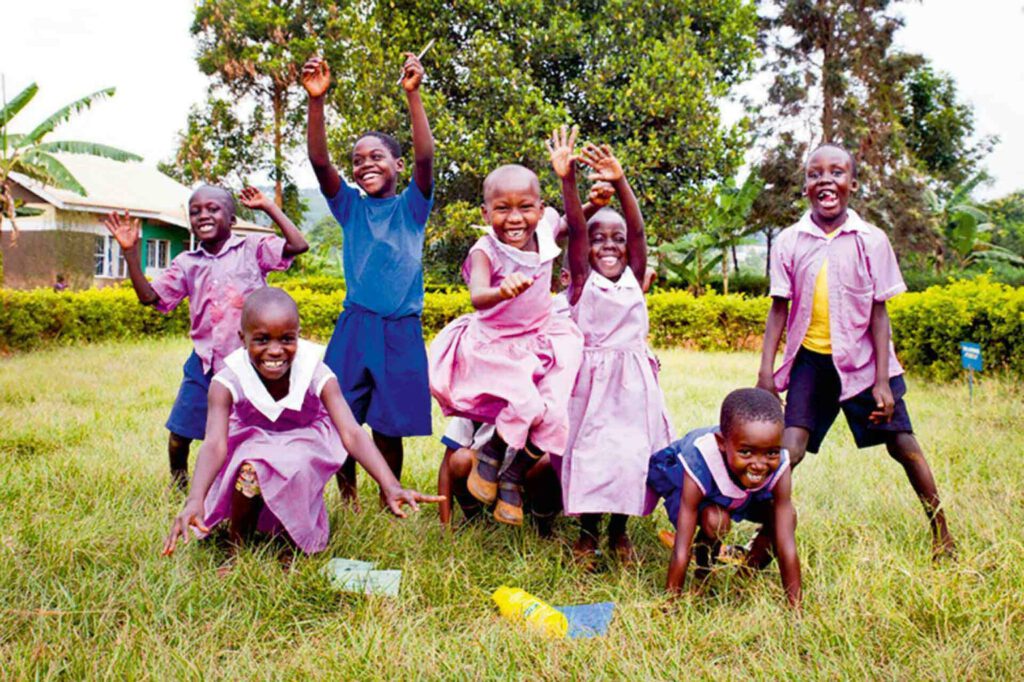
[202,340,347,554]
[428,214,584,454]
[559,268,674,516]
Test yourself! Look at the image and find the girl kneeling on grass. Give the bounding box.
[162,288,441,565]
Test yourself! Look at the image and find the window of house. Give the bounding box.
[94,235,128,278]
[145,239,171,273]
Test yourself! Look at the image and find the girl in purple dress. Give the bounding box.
[550,132,673,566]
[162,288,441,567]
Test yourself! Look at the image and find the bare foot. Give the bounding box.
[572,533,599,571]
[340,490,362,514]
[933,534,958,562]
[609,532,638,565]
[169,469,188,493]
[278,549,296,574]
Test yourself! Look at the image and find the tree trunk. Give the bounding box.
[819,2,835,142]
[732,243,739,273]
[272,88,284,209]
[765,228,774,278]
[722,247,729,295]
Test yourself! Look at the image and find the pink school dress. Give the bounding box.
[429,213,583,455]
[559,268,674,516]
[202,340,347,554]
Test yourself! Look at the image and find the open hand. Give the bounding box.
[103,211,141,251]
[238,187,272,213]
[498,272,534,300]
[588,181,615,208]
[869,382,895,424]
[756,371,780,398]
[382,485,445,518]
[301,57,331,98]
[162,499,208,556]
[580,143,624,183]
[399,52,425,92]
[545,125,579,179]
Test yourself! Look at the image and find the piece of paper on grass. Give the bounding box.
[554,602,615,639]
[322,559,401,597]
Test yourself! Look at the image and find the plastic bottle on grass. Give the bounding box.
[492,586,568,639]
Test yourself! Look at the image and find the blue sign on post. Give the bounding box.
[960,342,983,371]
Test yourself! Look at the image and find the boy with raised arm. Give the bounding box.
[302,52,435,504]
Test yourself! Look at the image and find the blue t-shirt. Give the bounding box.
[324,180,433,318]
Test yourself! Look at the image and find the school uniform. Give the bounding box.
[322,180,434,438]
[769,209,913,453]
[150,234,293,440]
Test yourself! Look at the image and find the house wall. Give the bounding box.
[141,221,191,265]
[0,229,96,290]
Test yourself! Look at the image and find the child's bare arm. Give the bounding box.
[666,476,703,594]
[770,470,801,609]
[162,382,233,556]
[547,125,589,301]
[238,187,309,257]
[321,379,443,516]
[868,301,895,423]
[302,57,343,199]
[467,250,532,310]
[400,52,434,197]
[554,182,613,244]
[581,143,646,281]
[757,298,789,394]
[103,212,159,305]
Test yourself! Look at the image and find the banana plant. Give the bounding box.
[707,171,764,294]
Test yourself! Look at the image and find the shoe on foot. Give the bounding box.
[493,481,523,526]
[467,451,500,505]
[609,533,638,565]
[572,534,599,571]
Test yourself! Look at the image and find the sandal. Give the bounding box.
[467,450,500,505]
[493,481,524,526]
[716,544,750,566]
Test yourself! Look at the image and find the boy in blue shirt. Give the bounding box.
[302,51,435,504]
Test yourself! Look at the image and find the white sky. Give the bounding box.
[2,1,1022,198]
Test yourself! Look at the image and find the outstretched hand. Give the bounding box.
[545,125,579,179]
[399,52,425,92]
[238,186,273,213]
[162,499,208,556]
[498,272,534,300]
[103,211,141,251]
[382,486,445,518]
[588,181,615,208]
[301,57,331,98]
[579,143,624,183]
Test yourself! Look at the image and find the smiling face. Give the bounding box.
[805,145,857,229]
[715,419,784,489]
[481,165,544,251]
[352,135,404,198]
[188,186,235,246]
[588,210,628,280]
[240,302,300,383]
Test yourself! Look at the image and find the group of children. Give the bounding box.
[106,52,955,609]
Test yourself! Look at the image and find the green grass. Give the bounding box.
[1,339,1023,679]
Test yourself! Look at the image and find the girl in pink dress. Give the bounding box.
[551,135,674,565]
[162,288,440,567]
[429,159,585,526]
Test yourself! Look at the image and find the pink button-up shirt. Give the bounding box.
[769,209,905,401]
[151,234,293,374]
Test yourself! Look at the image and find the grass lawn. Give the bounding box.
[1,338,1023,679]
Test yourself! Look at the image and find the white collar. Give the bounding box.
[589,266,640,291]
[796,208,868,238]
[224,339,325,422]
[476,206,562,265]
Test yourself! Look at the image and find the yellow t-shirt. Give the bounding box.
[801,229,840,354]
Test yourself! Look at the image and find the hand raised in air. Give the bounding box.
[580,143,624,184]
[103,211,141,251]
[588,181,615,208]
[238,187,273,213]
[399,52,425,92]
[545,125,579,179]
[498,272,534,300]
[301,57,331,98]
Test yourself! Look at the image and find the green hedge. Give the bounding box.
[2,278,1021,379]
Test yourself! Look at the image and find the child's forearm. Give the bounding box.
[406,89,434,194]
[758,298,789,383]
[870,301,891,385]
[614,176,647,278]
[262,202,308,256]
[185,440,228,508]
[563,169,590,290]
[122,246,159,305]
[469,286,506,310]
[307,96,341,197]
[773,502,802,608]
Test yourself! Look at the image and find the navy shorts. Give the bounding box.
[165,351,212,441]
[785,347,913,454]
[323,302,432,438]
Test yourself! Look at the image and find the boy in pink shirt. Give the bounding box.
[756,144,955,558]
[104,186,308,490]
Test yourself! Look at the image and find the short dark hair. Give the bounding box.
[191,184,236,213]
[241,287,299,330]
[808,143,858,179]
[720,388,783,437]
[356,131,402,159]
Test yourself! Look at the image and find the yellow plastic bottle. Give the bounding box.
[491,586,568,639]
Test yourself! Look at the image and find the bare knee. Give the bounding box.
[448,448,474,478]
[783,427,810,467]
[168,432,191,454]
[886,432,924,464]
[699,504,731,541]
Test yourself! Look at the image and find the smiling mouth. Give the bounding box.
[504,228,526,240]
[262,359,287,370]
[816,189,839,208]
[359,171,381,182]
[599,255,620,268]
[746,471,767,484]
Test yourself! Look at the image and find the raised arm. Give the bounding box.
[554,182,614,244]
[666,475,704,594]
[546,125,588,301]
[770,469,802,609]
[757,298,789,394]
[103,211,158,305]
[581,143,646,281]
[162,381,233,555]
[321,378,443,516]
[400,52,434,197]
[302,57,342,199]
[239,187,308,257]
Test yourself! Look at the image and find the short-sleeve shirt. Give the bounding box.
[769,209,905,401]
[324,180,433,318]
[150,233,293,374]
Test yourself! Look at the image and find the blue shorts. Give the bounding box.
[785,347,913,454]
[165,351,212,441]
[323,302,432,438]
